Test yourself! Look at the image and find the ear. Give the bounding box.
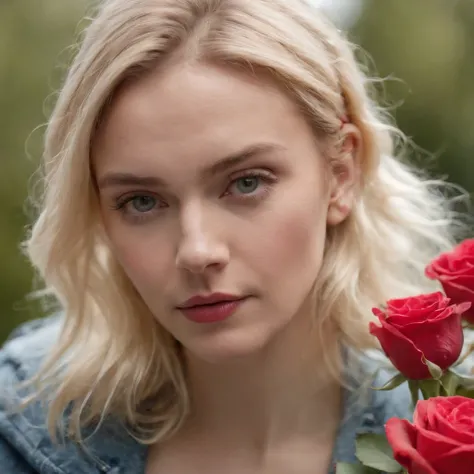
[326,123,361,227]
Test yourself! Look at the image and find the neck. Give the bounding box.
[183,310,343,453]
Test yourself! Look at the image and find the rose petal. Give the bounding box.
[440,282,474,322]
[385,418,438,474]
[415,425,463,459]
[426,256,451,277]
[431,260,474,276]
[395,310,463,371]
[388,306,453,328]
[415,398,474,446]
[441,271,474,281]
[432,400,474,444]
[387,293,445,310]
[425,238,474,325]
[386,293,448,326]
[440,278,474,293]
[431,446,474,474]
[369,319,430,379]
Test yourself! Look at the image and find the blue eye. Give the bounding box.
[130,195,156,212]
[113,194,160,216]
[225,171,277,201]
[112,193,162,224]
[234,176,261,194]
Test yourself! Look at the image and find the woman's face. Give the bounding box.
[93,62,356,362]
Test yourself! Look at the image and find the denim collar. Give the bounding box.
[1,384,385,474]
[1,317,407,473]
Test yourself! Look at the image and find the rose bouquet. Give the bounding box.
[336,238,474,474]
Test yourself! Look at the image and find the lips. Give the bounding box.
[177,293,247,324]
[178,293,243,309]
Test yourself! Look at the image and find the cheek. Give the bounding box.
[276,210,326,274]
[104,222,173,290]
[247,195,328,288]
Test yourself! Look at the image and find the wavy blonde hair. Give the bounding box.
[24,0,467,444]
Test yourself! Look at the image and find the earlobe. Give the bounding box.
[326,200,352,226]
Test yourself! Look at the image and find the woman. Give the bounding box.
[0,0,465,472]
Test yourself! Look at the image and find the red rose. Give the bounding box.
[386,396,474,474]
[426,238,474,324]
[369,292,468,379]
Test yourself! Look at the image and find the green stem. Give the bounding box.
[408,380,419,407]
[419,379,441,399]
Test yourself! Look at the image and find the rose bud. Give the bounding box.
[426,238,474,324]
[369,292,469,380]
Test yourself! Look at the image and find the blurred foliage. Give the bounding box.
[0,0,473,343]
[354,0,474,189]
[0,0,89,342]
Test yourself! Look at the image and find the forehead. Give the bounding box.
[93,62,320,176]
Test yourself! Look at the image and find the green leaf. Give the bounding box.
[355,433,403,472]
[422,357,443,380]
[335,462,381,474]
[372,373,407,391]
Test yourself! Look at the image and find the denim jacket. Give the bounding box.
[0,316,412,473]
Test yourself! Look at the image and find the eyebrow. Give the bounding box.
[96,142,285,190]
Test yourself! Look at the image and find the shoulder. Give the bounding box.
[332,350,413,466]
[0,315,147,474]
[0,314,63,381]
[0,315,63,473]
[0,314,63,412]
[0,436,36,473]
[344,349,413,429]
[367,352,413,424]
[372,362,414,422]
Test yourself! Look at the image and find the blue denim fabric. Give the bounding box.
[0,316,412,473]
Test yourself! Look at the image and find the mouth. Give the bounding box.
[177,294,249,324]
[178,293,246,309]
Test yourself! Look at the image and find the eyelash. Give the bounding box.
[111,170,277,224]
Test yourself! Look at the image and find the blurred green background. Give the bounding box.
[1,0,473,343]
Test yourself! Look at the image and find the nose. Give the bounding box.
[175,207,229,274]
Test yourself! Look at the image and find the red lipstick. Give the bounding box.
[177,293,246,323]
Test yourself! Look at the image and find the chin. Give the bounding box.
[182,326,275,364]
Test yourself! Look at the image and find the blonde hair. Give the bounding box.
[24,0,467,444]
